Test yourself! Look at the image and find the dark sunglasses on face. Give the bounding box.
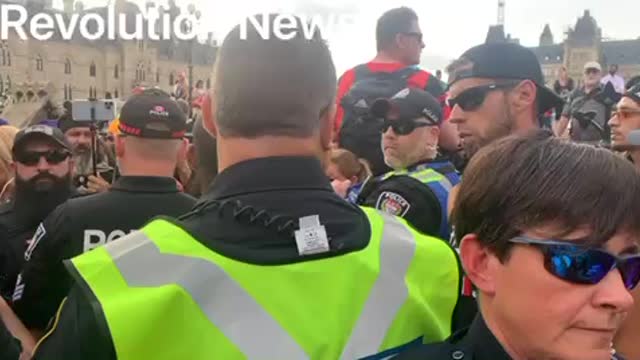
[447,82,520,112]
[509,236,640,290]
[15,149,71,166]
[612,108,640,121]
[381,118,434,136]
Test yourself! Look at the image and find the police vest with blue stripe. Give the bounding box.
[379,161,460,240]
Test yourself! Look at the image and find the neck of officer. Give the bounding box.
[480,302,529,360]
[217,136,323,173]
[118,156,176,178]
[372,50,405,65]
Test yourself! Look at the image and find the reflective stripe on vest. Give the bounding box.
[102,212,415,359]
[70,208,460,360]
[339,212,415,359]
[104,232,309,359]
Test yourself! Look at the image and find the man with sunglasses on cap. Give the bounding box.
[0,125,76,301]
[354,87,460,241]
[445,42,563,162]
[556,61,620,144]
[396,130,640,360]
[10,89,197,339]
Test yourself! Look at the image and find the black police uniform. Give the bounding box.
[31,156,474,359]
[11,176,196,331]
[358,155,460,239]
[395,314,627,360]
[0,320,21,360]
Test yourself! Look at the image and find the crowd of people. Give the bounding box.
[0,6,638,360]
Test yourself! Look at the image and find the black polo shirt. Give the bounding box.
[11,176,196,331]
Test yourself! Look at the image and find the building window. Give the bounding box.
[36,55,44,71]
[169,72,174,86]
[114,89,119,98]
[64,84,68,100]
[64,58,71,74]
[206,78,210,89]
[135,62,146,82]
[0,41,10,67]
[114,64,119,79]
[90,62,96,77]
[156,71,160,83]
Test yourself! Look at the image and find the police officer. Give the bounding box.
[32,14,464,360]
[396,131,636,360]
[11,89,197,337]
[355,87,460,240]
[0,125,76,300]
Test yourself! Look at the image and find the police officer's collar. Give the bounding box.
[204,156,333,201]
[111,176,180,193]
[455,314,513,360]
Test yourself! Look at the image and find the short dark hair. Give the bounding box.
[376,7,418,52]
[627,75,640,91]
[453,130,640,261]
[213,13,336,138]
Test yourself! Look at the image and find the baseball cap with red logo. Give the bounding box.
[118,89,187,139]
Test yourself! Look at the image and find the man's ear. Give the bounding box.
[202,91,218,139]
[320,103,337,152]
[511,80,537,113]
[459,234,498,296]
[114,135,125,158]
[177,138,189,162]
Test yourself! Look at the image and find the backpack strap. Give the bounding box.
[352,64,420,83]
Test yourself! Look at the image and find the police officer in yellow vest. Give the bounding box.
[32,14,466,360]
[355,88,461,240]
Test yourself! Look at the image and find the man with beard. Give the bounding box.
[11,89,197,339]
[0,125,75,300]
[444,42,563,247]
[57,115,115,193]
[446,42,563,163]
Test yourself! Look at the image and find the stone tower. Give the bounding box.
[539,24,554,46]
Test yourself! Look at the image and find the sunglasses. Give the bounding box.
[612,108,640,121]
[381,118,434,136]
[447,82,520,112]
[401,31,423,43]
[509,236,640,290]
[15,149,71,166]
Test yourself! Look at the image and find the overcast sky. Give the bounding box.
[56,0,640,75]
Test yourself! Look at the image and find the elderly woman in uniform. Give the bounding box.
[397,130,640,360]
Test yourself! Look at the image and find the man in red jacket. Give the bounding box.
[335,7,459,160]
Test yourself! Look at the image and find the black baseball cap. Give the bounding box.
[118,91,187,139]
[370,88,443,125]
[12,125,71,154]
[624,84,640,105]
[448,42,563,114]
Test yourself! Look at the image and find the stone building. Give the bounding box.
[0,0,218,124]
[529,10,640,86]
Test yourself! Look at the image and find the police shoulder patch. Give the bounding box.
[376,191,411,217]
[24,222,46,261]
